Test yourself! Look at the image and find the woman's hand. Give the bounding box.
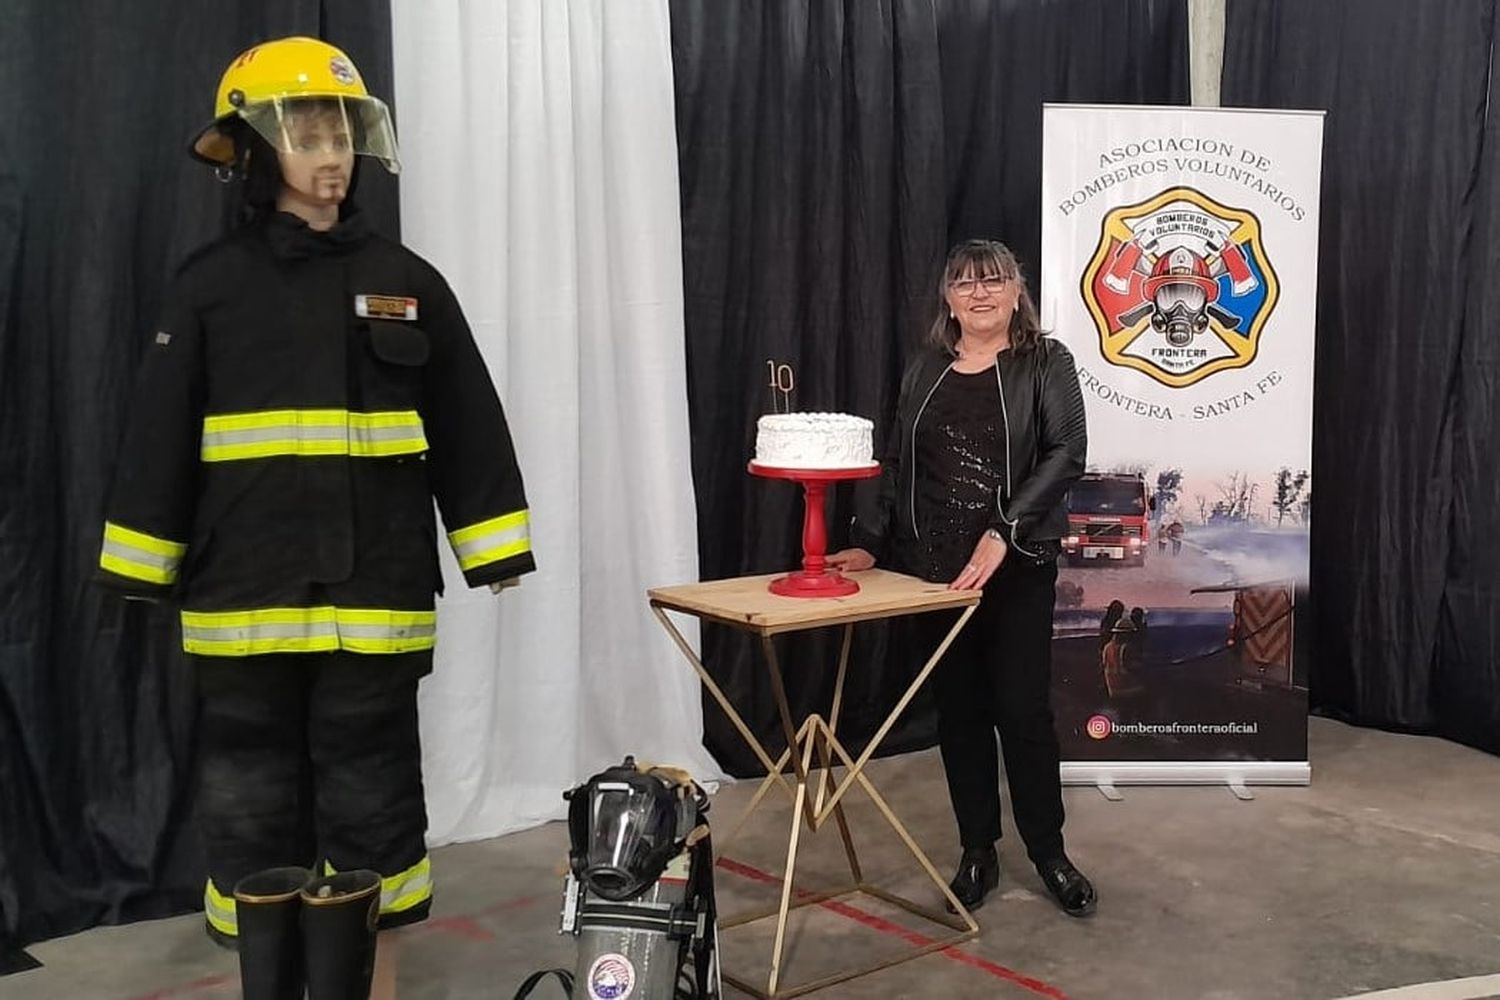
[826,547,875,572]
[950,530,1007,590]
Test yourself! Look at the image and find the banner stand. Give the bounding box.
[1041,103,1324,789]
[1062,761,1311,799]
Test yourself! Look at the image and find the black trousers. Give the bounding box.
[194,651,433,932]
[912,558,1066,864]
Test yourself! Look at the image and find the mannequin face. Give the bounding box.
[274,106,354,217]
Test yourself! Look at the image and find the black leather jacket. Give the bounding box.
[850,337,1087,569]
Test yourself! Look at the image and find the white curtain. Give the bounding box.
[392,0,724,844]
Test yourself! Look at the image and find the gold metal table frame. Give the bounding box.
[648,569,982,999]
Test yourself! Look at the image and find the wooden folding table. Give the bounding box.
[647,569,981,998]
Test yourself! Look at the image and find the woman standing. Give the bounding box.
[829,239,1095,917]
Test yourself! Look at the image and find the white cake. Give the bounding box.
[754,413,875,469]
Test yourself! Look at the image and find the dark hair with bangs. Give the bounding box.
[927,239,1044,353]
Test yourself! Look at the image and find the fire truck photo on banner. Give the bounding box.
[1041,104,1324,766]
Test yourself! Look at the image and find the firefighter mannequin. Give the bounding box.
[97,37,534,997]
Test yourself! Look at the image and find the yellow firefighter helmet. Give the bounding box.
[190,36,399,174]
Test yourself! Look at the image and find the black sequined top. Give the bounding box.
[911,366,1006,580]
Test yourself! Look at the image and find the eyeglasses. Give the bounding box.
[949,275,1010,296]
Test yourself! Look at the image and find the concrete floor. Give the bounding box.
[10,717,1500,1000]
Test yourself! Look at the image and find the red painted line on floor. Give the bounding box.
[390,892,545,941]
[716,856,1072,1000]
[410,913,496,941]
[474,892,547,917]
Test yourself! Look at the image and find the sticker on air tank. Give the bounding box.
[587,953,636,1000]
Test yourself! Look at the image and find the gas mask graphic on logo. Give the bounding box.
[1145,248,1217,348]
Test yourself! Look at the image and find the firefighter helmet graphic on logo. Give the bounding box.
[1081,187,1278,387]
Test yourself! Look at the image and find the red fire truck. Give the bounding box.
[1062,472,1153,567]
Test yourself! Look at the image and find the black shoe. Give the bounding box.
[1036,856,1096,917]
[945,846,999,913]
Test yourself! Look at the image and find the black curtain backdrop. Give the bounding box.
[1223,1,1500,757]
[670,0,1190,777]
[0,0,396,957]
[1447,10,1500,758]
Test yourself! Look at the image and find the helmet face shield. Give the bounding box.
[239,95,399,174]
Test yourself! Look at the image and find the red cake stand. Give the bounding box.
[749,460,882,597]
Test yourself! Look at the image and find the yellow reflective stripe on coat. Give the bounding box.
[180,607,437,656]
[326,855,433,915]
[100,521,187,584]
[204,879,238,937]
[200,409,428,461]
[448,510,531,570]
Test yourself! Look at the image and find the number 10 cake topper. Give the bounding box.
[767,360,794,413]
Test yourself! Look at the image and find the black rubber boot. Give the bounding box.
[301,870,382,1000]
[233,866,313,1000]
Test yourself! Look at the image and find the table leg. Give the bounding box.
[812,625,862,883]
[814,717,979,934]
[714,744,795,861]
[650,605,792,792]
[761,635,821,830]
[767,729,819,997]
[817,603,978,825]
[812,624,853,818]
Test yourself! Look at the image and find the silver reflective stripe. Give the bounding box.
[339,622,436,640]
[451,521,529,565]
[204,425,349,446]
[200,425,425,447]
[182,620,340,644]
[383,869,433,912]
[204,883,238,934]
[349,424,426,446]
[101,538,179,573]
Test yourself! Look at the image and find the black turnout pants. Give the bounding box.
[194,650,433,933]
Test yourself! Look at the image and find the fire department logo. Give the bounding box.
[587,953,636,999]
[329,56,358,86]
[1080,187,1278,387]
